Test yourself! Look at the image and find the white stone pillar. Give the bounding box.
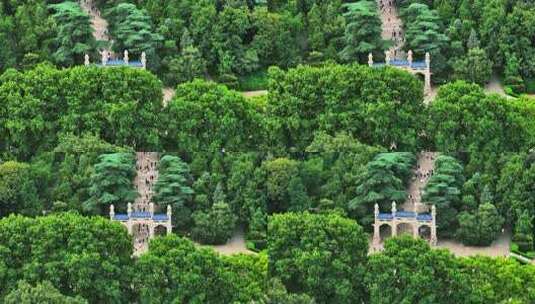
[413,224,419,238]
[167,205,172,235]
[149,223,155,238]
[430,205,437,246]
[127,202,132,217]
[141,52,146,69]
[149,202,154,217]
[407,50,413,66]
[385,50,391,65]
[101,50,108,66]
[391,201,397,237]
[373,204,380,248]
[109,204,115,220]
[424,52,432,95]
[368,53,374,67]
[84,54,90,66]
[124,50,129,64]
[127,219,133,235]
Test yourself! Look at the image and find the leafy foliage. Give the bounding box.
[268,212,369,304]
[85,153,137,214]
[0,213,133,302]
[153,155,194,228]
[4,281,87,304]
[339,1,386,62]
[48,1,96,66]
[366,236,471,304]
[0,161,40,217]
[267,64,425,151]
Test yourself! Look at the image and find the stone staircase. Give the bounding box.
[132,152,159,254]
[376,0,405,59]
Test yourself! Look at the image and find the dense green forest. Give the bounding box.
[1,0,535,302]
[0,63,534,302]
[1,0,534,91]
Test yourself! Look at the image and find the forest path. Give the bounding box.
[376,0,405,59]
[205,229,256,256]
[79,0,110,45]
[485,74,508,97]
[241,90,268,98]
[437,229,511,258]
[401,152,438,213]
[132,152,159,255]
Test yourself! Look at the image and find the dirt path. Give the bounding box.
[376,0,405,59]
[201,229,256,256]
[401,152,438,212]
[132,152,159,255]
[241,90,268,98]
[437,230,511,258]
[79,0,110,43]
[485,74,507,96]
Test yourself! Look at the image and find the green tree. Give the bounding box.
[350,153,415,226]
[49,2,96,66]
[0,161,40,217]
[268,212,368,304]
[461,256,535,304]
[251,8,301,68]
[453,47,492,85]
[0,213,132,302]
[192,201,237,245]
[339,1,385,62]
[366,236,471,304]
[0,65,163,159]
[267,64,424,151]
[105,3,163,62]
[260,158,307,213]
[162,80,264,154]
[427,81,534,153]
[153,155,194,229]
[84,153,137,214]
[402,3,449,76]
[222,253,268,303]
[513,210,534,252]
[4,281,87,304]
[164,29,206,86]
[457,202,504,246]
[263,279,315,304]
[422,155,465,236]
[132,235,240,303]
[49,133,130,212]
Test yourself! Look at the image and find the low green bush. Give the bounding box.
[238,70,269,91]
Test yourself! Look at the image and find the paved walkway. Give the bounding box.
[437,230,511,258]
[401,152,438,212]
[377,0,405,59]
[163,88,175,106]
[205,229,256,255]
[132,152,159,255]
[242,90,268,98]
[79,0,109,43]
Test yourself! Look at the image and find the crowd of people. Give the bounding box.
[404,152,437,211]
[377,0,405,59]
[132,152,160,253]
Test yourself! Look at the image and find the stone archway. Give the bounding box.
[396,222,414,236]
[154,224,167,237]
[379,223,393,241]
[418,224,431,241]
